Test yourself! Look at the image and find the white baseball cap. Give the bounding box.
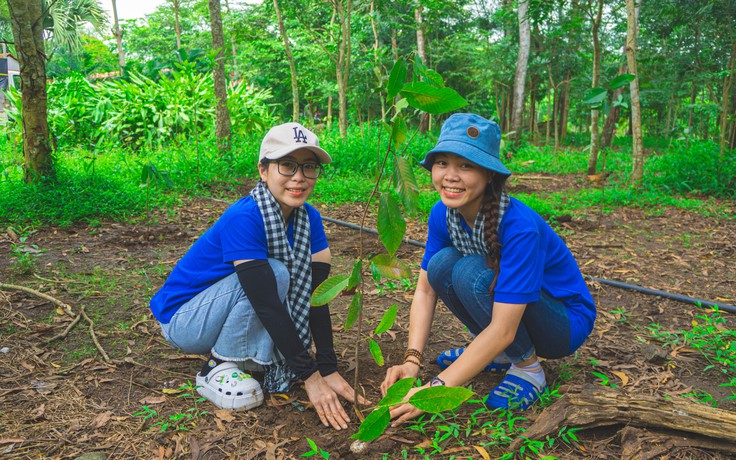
[259,122,332,164]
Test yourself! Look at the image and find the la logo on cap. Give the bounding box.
[293,127,308,144]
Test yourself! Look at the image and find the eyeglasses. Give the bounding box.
[271,159,324,179]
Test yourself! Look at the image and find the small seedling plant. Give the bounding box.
[133,381,208,432]
[8,226,46,274]
[301,438,330,459]
[310,58,471,440]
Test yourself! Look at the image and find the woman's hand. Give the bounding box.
[322,371,371,406]
[303,372,350,430]
[388,385,426,426]
[380,361,421,396]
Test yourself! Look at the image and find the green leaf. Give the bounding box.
[390,116,408,149]
[369,338,384,366]
[408,386,474,413]
[394,98,409,113]
[423,68,445,88]
[377,194,406,256]
[371,254,411,280]
[378,377,416,407]
[412,58,428,82]
[608,73,636,90]
[351,406,390,442]
[582,87,608,105]
[392,156,419,213]
[387,59,407,101]
[311,274,349,306]
[400,82,468,115]
[347,259,363,292]
[344,291,362,331]
[373,304,398,335]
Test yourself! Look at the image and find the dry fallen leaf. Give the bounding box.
[611,370,630,387]
[139,396,166,405]
[214,409,236,422]
[93,411,113,428]
[473,445,492,460]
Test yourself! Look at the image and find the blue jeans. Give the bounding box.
[427,247,571,362]
[159,259,289,367]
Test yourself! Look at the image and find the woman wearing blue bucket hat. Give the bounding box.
[381,113,596,422]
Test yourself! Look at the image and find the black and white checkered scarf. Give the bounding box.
[447,192,510,257]
[251,180,313,393]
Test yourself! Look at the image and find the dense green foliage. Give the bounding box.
[1,125,732,227]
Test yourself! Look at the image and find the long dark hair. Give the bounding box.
[481,173,508,292]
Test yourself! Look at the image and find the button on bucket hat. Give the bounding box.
[421,113,510,177]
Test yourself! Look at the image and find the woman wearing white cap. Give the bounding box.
[381,113,596,423]
[151,122,366,430]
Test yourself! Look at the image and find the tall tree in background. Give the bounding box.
[43,0,106,58]
[415,0,430,133]
[510,0,530,139]
[332,0,352,138]
[625,0,644,185]
[171,0,182,49]
[273,0,299,122]
[208,0,232,153]
[7,0,53,182]
[110,0,125,74]
[586,0,604,175]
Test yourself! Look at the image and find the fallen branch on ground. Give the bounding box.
[0,283,111,362]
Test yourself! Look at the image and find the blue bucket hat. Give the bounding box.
[420,113,510,177]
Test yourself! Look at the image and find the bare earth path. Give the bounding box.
[1,174,734,459]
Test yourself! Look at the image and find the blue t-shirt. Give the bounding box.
[421,197,596,352]
[150,196,329,323]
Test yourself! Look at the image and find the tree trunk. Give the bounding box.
[560,73,570,143]
[601,60,627,148]
[273,0,299,122]
[8,0,53,182]
[626,0,644,186]
[208,0,232,153]
[172,0,182,49]
[719,41,735,156]
[415,1,430,133]
[327,95,333,131]
[510,0,530,140]
[587,0,604,175]
[369,1,385,121]
[110,0,126,74]
[326,0,352,138]
[223,0,238,71]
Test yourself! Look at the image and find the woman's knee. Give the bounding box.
[426,247,462,291]
[267,258,290,301]
[451,255,493,294]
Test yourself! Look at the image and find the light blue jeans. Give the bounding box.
[427,247,571,363]
[159,259,289,367]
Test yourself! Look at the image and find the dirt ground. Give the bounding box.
[1,174,735,459]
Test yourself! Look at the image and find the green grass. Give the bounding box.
[1,123,734,227]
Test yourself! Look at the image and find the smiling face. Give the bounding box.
[431,152,493,224]
[258,149,319,220]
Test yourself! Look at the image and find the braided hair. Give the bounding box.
[481,173,508,292]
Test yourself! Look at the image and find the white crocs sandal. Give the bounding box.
[195,362,264,410]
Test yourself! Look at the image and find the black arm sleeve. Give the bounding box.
[236,260,318,380]
[310,262,338,376]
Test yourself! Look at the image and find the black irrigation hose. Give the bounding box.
[322,216,736,314]
[585,276,736,314]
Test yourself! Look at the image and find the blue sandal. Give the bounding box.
[485,368,546,411]
[436,348,511,373]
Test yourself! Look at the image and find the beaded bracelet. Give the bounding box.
[404,357,423,368]
[404,348,424,363]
